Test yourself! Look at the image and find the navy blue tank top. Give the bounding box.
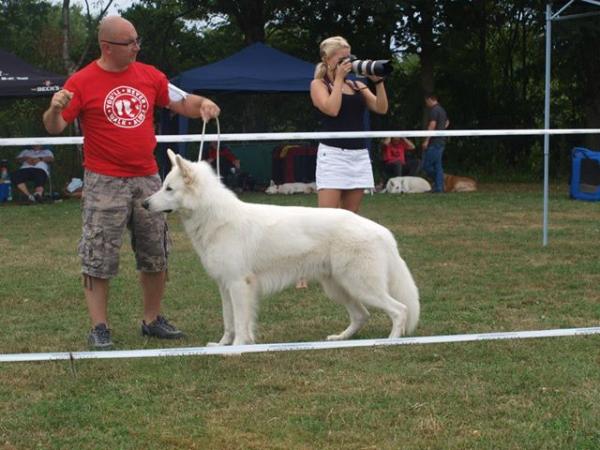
[318,78,367,149]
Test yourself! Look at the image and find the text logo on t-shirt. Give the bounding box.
[104,86,149,128]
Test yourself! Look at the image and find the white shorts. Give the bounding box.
[315,143,374,190]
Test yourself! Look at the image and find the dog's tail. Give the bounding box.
[389,252,420,334]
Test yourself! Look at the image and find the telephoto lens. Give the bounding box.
[350,58,393,77]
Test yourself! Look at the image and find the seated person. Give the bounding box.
[205,142,240,174]
[381,137,417,181]
[204,142,249,191]
[12,145,54,203]
[204,142,257,192]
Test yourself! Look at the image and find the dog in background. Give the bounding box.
[444,174,477,192]
[265,180,317,195]
[143,150,420,346]
[383,176,431,194]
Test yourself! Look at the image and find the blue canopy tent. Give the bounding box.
[168,42,316,150]
[172,42,315,93]
[161,42,316,181]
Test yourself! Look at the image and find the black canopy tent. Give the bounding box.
[0,49,67,197]
[0,49,65,97]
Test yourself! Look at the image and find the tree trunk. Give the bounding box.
[415,3,435,129]
[219,0,265,44]
[417,3,435,96]
[61,0,75,74]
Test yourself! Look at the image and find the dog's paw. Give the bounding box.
[392,327,407,338]
[326,333,345,341]
[232,339,254,346]
[206,342,242,357]
[389,318,408,338]
[208,333,235,346]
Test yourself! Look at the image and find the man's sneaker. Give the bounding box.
[141,315,185,339]
[33,192,44,203]
[88,323,113,350]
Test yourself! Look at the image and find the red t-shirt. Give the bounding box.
[62,61,170,177]
[382,140,410,165]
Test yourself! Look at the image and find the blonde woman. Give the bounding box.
[310,36,388,213]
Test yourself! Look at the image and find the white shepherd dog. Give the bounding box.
[265,180,317,195]
[143,150,420,346]
[383,176,431,194]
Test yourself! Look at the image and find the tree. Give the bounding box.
[2,0,598,179]
[60,0,115,74]
[0,0,56,68]
[553,3,600,149]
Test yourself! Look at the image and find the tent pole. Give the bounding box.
[543,3,552,247]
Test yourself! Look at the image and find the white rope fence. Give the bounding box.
[1,128,600,146]
[1,327,599,363]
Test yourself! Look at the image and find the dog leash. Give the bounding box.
[197,117,221,177]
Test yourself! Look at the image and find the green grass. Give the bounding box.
[1,183,599,449]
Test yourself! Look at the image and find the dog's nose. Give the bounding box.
[141,199,150,210]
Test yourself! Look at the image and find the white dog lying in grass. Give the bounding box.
[143,149,420,346]
[383,176,431,194]
[265,180,317,195]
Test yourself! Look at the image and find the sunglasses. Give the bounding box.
[101,37,142,47]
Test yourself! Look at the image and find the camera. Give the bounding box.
[340,55,393,77]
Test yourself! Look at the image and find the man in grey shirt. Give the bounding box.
[422,93,449,193]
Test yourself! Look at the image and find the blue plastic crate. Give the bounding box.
[570,147,600,201]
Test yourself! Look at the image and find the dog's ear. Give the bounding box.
[269,180,275,187]
[175,154,195,185]
[167,148,177,166]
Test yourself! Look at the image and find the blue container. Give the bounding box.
[0,182,9,202]
[571,147,600,201]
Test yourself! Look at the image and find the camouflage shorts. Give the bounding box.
[78,170,171,279]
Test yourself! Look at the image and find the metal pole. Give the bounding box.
[543,3,552,246]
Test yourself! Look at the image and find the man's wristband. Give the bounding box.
[374,79,384,85]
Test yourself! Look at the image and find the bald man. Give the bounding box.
[43,16,220,349]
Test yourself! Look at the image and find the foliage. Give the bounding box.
[0,0,92,73]
[1,0,599,179]
[553,3,600,148]
[0,98,48,138]
[123,0,242,77]
[0,0,56,68]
